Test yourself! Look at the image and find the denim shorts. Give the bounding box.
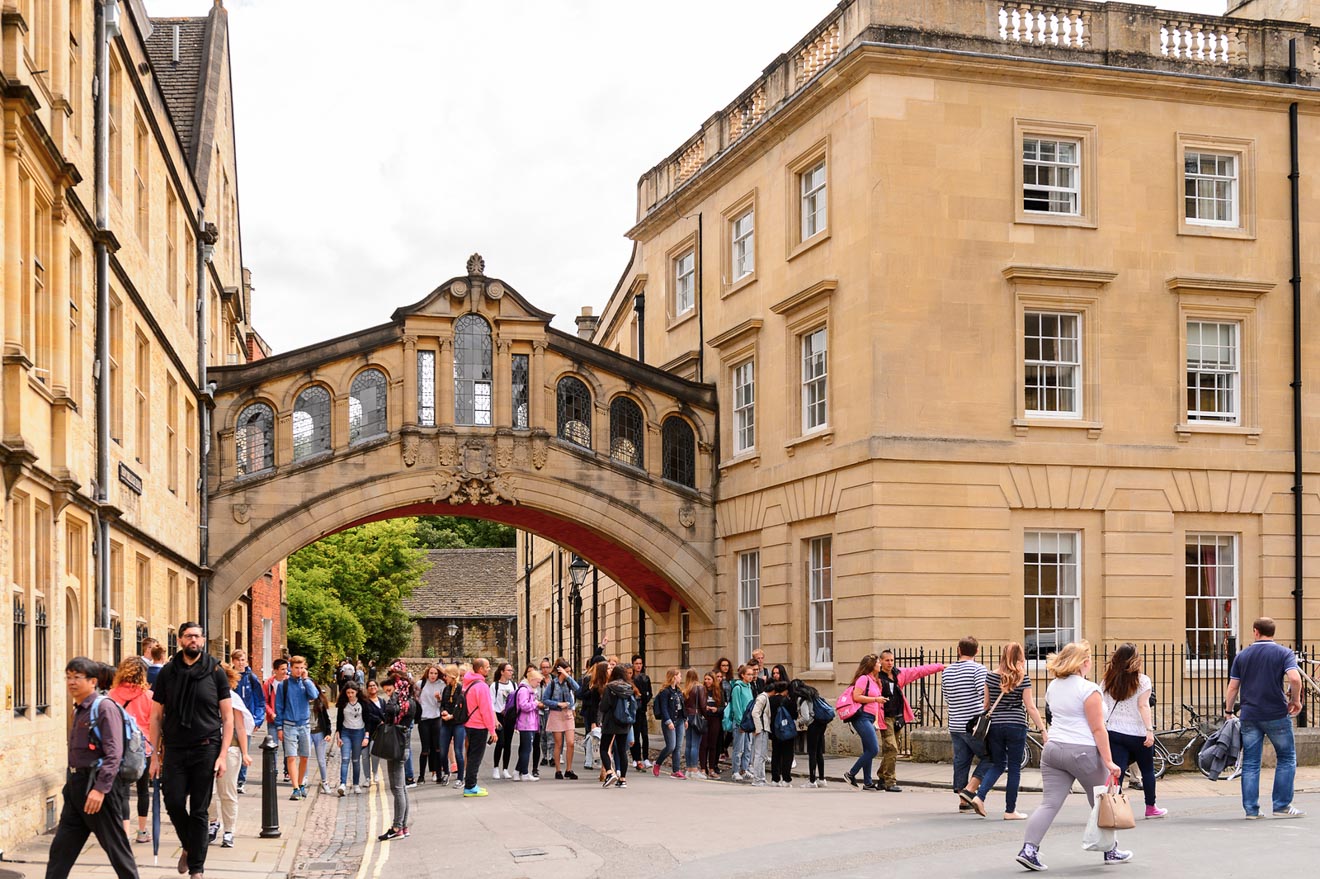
[283,723,312,758]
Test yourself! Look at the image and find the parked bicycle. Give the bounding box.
[1020,702,1217,783]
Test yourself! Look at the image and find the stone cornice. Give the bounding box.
[1166,276,1275,297]
[770,279,837,316]
[707,318,763,350]
[1002,266,1117,287]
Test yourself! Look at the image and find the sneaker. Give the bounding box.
[960,802,973,812]
[135,830,151,844]
[602,770,617,788]
[236,782,245,796]
[353,785,361,795]
[643,759,653,768]
[957,788,976,806]
[453,778,463,789]
[405,777,417,788]
[690,770,706,779]
[843,770,859,788]
[1103,847,1133,865]
[800,781,817,788]
[288,790,300,802]
[321,782,333,795]
[731,772,744,782]
[555,771,564,780]
[378,827,403,842]
[523,773,538,782]
[615,779,627,788]
[672,771,686,779]
[1016,845,1047,872]
[862,781,878,791]
[221,832,233,849]
[401,827,411,838]
[1004,812,1028,820]
[1144,805,1167,819]
[208,822,219,843]
[337,784,346,797]
[817,779,827,788]
[1245,812,1267,820]
[565,771,579,780]
[971,796,987,817]
[583,762,593,770]
[653,764,661,777]
[751,780,766,787]
[298,786,308,799]
[462,786,488,797]
[884,784,903,792]
[512,773,522,782]
[1273,806,1306,819]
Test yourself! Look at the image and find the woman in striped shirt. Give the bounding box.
[972,642,1045,819]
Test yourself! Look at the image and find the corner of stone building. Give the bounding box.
[1228,0,1315,22]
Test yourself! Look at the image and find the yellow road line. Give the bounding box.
[355,779,382,879]
[369,781,391,879]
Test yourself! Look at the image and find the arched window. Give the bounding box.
[556,376,592,448]
[349,368,388,442]
[235,402,274,476]
[454,314,493,426]
[661,416,696,488]
[609,397,644,468]
[292,385,331,460]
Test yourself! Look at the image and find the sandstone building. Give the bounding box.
[521,0,1320,697]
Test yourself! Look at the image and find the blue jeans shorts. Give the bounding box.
[283,723,312,758]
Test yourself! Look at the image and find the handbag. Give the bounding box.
[1096,781,1136,830]
[369,723,404,761]
[966,689,1008,742]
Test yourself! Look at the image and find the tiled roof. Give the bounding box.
[145,17,208,160]
[404,549,517,619]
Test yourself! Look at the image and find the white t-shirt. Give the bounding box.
[1103,674,1152,738]
[1045,674,1103,747]
[418,680,445,720]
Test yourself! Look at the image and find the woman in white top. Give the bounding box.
[489,662,517,779]
[1016,641,1130,872]
[416,665,446,783]
[1102,644,1166,818]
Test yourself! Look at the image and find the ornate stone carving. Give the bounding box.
[487,280,505,300]
[430,470,516,506]
[450,279,469,299]
[461,439,491,477]
[678,505,695,529]
[531,432,549,470]
[431,471,461,504]
[495,434,514,470]
[467,253,486,276]
[233,503,251,525]
[402,435,419,467]
[437,434,459,467]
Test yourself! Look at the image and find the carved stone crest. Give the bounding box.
[232,503,251,525]
[531,432,549,470]
[466,253,486,276]
[495,434,514,470]
[402,435,419,467]
[678,505,695,529]
[431,470,516,506]
[437,434,459,467]
[461,439,490,478]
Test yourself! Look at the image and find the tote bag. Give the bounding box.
[1097,782,1136,830]
[369,723,404,761]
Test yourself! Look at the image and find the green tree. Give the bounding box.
[286,578,365,682]
[287,518,428,673]
[415,515,514,549]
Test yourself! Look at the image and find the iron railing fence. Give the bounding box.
[889,641,1320,757]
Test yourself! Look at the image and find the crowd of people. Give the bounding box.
[45,616,1307,877]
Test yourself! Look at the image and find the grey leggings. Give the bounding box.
[386,758,410,830]
[1024,740,1112,848]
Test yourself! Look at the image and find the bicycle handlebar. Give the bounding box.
[1182,702,1203,721]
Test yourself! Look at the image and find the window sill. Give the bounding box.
[1014,211,1096,230]
[1012,417,1102,439]
[666,309,697,332]
[1178,222,1254,241]
[788,229,830,262]
[722,272,757,299]
[785,428,833,456]
[718,451,760,474]
[1175,422,1260,444]
[796,669,835,682]
[26,374,56,404]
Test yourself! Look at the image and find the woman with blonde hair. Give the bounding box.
[1016,642,1130,871]
[437,664,468,788]
[1103,643,1165,818]
[681,669,707,777]
[969,642,1044,819]
[108,657,153,843]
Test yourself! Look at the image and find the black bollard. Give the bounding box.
[260,735,281,838]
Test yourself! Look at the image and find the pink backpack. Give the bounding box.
[835,678,869,721]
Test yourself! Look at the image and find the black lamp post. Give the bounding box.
[568,554,589,671]
[446,621,459,661]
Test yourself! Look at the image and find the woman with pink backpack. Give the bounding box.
[838,654,888,789]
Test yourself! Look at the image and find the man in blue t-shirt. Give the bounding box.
[1223,616,1303,819]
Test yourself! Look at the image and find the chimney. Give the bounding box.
[172,25,180,63]
[575,306,600,341]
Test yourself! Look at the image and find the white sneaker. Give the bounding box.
[732,772,743,781]
[522,773,538,782]
[337,784,346,797]
[512,773,522,782]
[643,759,653,768]
[321,782,333,795]
[352,785,361,795]
[800,781,816,788]
[817,779,828,788]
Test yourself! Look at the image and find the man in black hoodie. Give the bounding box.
[629,655,653,769]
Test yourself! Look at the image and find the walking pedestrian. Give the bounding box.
[875,650,945,792]
[1102,644,1164,818]
[653,668,686,778]
[310,689,333,794]
[263,658,290,784]
[682,669,707,778]
[1223,617,1305,819]
[147,644,167,686]
[107,657,154,844]
[945,636,993,813]
[272,655,319,800]
[489,662,516,779]
[361,680,385,787]
[545,658,580,779]
[437,665,468,788]
[970,642,1043,820]
[630,655,654,770]
[581,662,608,779]
[1017,641,1129,871]
[148,622,234,879]
[415,666,445,783]
[45,657,141,879]
[207,664,254,849]
[228,650,265,796]
[533,657,553,775]
[726,664,756,780]
[789,679,829,787]
[767,681,795,786]
[513,668,543,781]
[461,658,498,797]
[841,654,886,791]
[377,667,413,841]
[599,665,637,788]
[335,682,368,795]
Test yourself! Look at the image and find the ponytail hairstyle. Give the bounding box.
[998,642,1026,693]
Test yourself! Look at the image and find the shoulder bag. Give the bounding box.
[369,722,404,761]
[966,688,1008,743]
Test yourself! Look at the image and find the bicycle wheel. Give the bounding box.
[1020,739,1032,770]
[1151,746,1167,780]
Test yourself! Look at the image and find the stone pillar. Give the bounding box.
[402,335,418,427]
[495,338,511,426]
[645,423,661,480]
[437,337,454,428]
[4,112,22,359]
[530,341,546,430]
[51,191,70,396]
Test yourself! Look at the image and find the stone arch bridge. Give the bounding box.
[205,257,717,642]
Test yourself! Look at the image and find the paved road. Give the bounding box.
[319,769,1318,879]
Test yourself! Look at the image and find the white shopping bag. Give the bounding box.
[1081,786,1117,852]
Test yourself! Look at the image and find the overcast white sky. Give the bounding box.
[144,0,1228,353]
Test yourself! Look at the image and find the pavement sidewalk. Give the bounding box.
[2,732,320,879]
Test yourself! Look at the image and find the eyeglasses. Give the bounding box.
[180,633,205,640]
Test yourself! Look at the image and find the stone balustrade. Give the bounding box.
[637,0,1320,219]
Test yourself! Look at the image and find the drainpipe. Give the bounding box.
[633,293,645,365]
[93,0,121,632]
[696,213,704,382]
[1288,40,1306,726]
[198,222,216,631]
[524,533,532,664]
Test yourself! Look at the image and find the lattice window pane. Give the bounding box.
[1186,320,1238,423]
[1023,137,1081,215]
[556,376,592,447]
[1185,533,1237,661]
[417,350,436,427]
[1024,531,1079,659]
[809,537,833,667]
[349,369,388,442]
[609,397,644,468]
[293,385,331,460]
[661,416,696,488]
[738,550,760,661]
[234,403,274,475]
[1024,312,1080,416]
[454,314,493,426]
[733,360,755,453]
[511,354,529,429]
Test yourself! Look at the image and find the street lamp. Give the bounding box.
[568,555,589,670]
[446,622,459,638]
[568,555,590,593]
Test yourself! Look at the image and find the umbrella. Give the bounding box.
[152,775,162,866]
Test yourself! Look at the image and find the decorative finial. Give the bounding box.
[466,253,485,277]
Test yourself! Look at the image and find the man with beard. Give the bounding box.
[149,622,233,879]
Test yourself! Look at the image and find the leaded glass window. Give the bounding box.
[661,416,695,488]
[511,354,529,429]
[349,368,388,442]
[417,350,436,427]
[454,314,493,426]
[235,402,274,475]
[609,397,644,468]
[292,385,331,461]
[556,376,591,448]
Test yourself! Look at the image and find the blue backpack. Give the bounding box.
[772,704,797,741]
[811,695,836,724]
[738,699,757,733]
[90,695,148,783]
[613,691,638,726]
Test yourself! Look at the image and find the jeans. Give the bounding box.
[516,731,535,776]
[1240,715,1297,815]
[976,723,1027,813]
[386,758,409,830]
[1024,741,1111,848]
[805,721,828,782]
[437,723,466,783]
[311,731,329,785]
[685,717,703,769]
[45,772,140,879]
[464,732,488,790]
[339,728,365,785]
[163,739,221,875]
[950,730,994,793]
[283,723,312,758]
[848,715,879,784]
[731,730,753,775]
[748,732,767,783]
[630,716,650,762]
[417,717,442,778]
[1108,729,1157,807]
[656,720,684,773]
